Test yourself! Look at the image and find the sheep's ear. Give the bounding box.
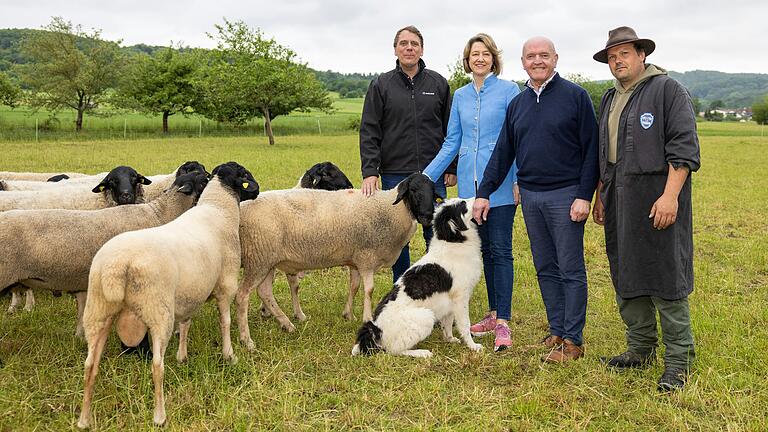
[92,182,107,193]
[241,179,258,192]
[312,176,320,186]
[393,188,407,206]
[177,183,194,195]
[138,175,152,185]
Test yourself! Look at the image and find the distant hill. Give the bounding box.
[2,28,766,107]
[669,70,768,108]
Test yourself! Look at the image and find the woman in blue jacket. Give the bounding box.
[423,33,520,352]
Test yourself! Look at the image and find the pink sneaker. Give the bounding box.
[494,323,512,352]
[470,313,496,337]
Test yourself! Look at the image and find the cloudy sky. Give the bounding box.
[2,0,765,82]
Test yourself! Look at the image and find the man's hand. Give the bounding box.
[592,182,604,225]
[570,198,591,222]
[513,183,520,205]
[472,198,491,225]
[444,173,457,187]
[649,193,678,229]
[361,176,379,197]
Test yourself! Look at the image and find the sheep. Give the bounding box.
[77,162,259,428]
[235,173,437,349]
[0,172,210,337]
[0,171,88,181]
[0,165,151,212]
[3,162,207,315]
[0,161,205,197]
[258,161,356,322]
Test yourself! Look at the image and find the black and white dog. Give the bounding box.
[352,198,482,358]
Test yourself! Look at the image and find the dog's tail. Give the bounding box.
[352,321,382,356]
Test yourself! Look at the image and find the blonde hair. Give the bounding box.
[463,33,503,75]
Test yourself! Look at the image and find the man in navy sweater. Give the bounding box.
[473,37,599,362]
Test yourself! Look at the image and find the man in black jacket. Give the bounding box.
[359,25,454,283]
[592,27,701,392]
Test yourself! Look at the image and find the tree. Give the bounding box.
[115,47,199,133]
[704,99,724,121]
[566,73,613,116]
[17,17,123,131]
[0,71,20,107]
[752,95,768,125]
[691,97,702,117]
[447,57,470,95]
[195,20,332,145]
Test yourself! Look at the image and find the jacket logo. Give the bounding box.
[421,92,435,96]
[640,112,654,129]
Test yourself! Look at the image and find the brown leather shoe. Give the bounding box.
[541,339,584,363]
[541,334,565,348]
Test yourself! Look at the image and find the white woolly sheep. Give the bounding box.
[0,172,210,337]
[235,173,438,349]
[77,162,259,428]
[0,171,88,181]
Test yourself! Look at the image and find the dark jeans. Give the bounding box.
[477,204,516,321]
[520,185,587,346]
[381,174,447,283]
[617,294,695,370]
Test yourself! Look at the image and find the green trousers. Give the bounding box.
[616,295,696,370]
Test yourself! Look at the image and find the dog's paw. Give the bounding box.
[468,342,484,352]
[403,349,433,358]
[444,336,461,344]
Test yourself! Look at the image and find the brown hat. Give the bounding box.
[593,26,655,63]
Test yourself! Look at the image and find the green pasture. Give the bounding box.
[0,96,365,142]
[0,125,766,430]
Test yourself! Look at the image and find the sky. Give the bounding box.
[2,0,766,82]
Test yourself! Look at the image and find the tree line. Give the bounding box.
[0,18,333,145]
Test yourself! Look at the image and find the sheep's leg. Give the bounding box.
[74,291,87,339]
[361,271,376,322]
[149,322,172,427]
[256,269,296,333]
[215,294,237,364]
[175,320,191,363]
[258,272,277,318]
[77,316,113,429]
[342,267,361,320]
[7,287,21,314]
[236,268,272,350]
[287,273,307,322]
[440,313,460,343]
[23,288,35,312]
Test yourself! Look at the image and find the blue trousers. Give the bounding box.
[520,185,588,346]
[381,174,447,283]
[477,204,517,321]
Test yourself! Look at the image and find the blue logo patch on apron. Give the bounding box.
[640,112,654,129]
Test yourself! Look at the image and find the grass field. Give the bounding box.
[0,96,365,142]
[0,125,767,431]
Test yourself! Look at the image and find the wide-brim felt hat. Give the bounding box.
[593,26,655,63]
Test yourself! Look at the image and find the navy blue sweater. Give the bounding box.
[477,73,599,201]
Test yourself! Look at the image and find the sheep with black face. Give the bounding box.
[78,162,258,428]
[235,173,438,348]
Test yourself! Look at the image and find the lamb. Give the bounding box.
[77,162,259,428]
[0,172,210,337]
[235,173,437,349]
[0,165,151,212]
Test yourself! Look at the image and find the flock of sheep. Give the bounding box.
[0,160,440,427]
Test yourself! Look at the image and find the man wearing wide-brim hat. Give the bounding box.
[591,26,701,392]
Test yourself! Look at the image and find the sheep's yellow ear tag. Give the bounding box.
[242,182,249,189]
[435,197,444,204]
[99,185,105,192]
